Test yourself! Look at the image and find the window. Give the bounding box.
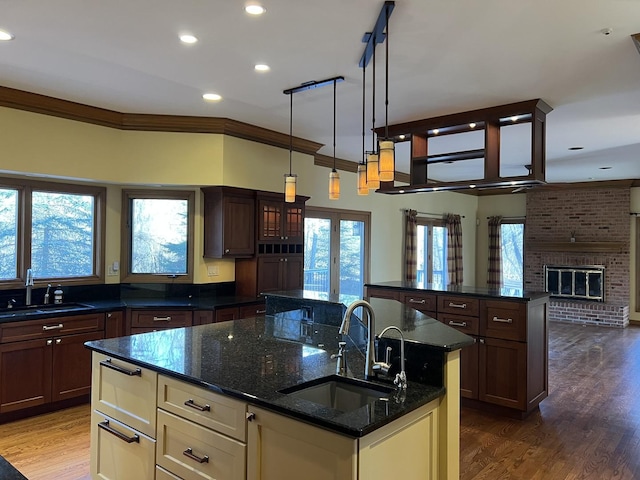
[304,207,370,297]
[0,178,105,286]
[416,219,447,288]
[500,221,524,291]
[121,190,195,283]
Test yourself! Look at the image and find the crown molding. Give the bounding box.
[0,85,323,156]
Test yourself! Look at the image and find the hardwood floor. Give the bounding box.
[1,321,639,479]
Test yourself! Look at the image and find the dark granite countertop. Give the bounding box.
[0,456,27,480]
[85,314,446,438]
[0,295,264,324]
[366,280,550,301]
[265,291,475,352]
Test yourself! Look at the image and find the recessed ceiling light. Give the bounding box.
[179,34,198,44]
[469,184,476,188]
[469,123,477,129]
[245,4,266,15]
[568,146,584,151]
[599,166,612,170]
[0,30,14,41]
[202,93,222,102]
[398,134,406,140]
[432,129,439,135]
[510,116,519,122]
[398,190,405,194]
[254,64,270,72]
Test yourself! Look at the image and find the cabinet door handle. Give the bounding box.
[479,338,485,344]
[448,321,467,327]
[284,258,288,262]
[46,339,53,346]
[409,298,426,304]
[42,323,63,331]
[492,316,513,324]
[55,338,62,344]
[246,412,256,422]
[256,309,266,314]
[183,448,209,464]
[100,358,141,377]
[184,399,210,412]
[153,316,172,322]
[98,420,140,444]
[225,249,230,253]
[448,302,467,309]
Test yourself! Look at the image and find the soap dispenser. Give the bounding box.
[53,285,63,304]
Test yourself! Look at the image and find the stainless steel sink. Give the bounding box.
[0,302,92,318]
[280,375,394,412]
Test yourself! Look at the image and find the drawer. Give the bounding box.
[157,409,246,480]
[402,292,437,312]
[156,465,183,480]
[91,352,158,438]
[437,295,479,317]
[91,410,156,480]
[0,313,104,343]
[130,310,193,328]
[439,313,479,336]
[482,300,527,342]
[365,287,399,301]
[238,303,266,319]
[158,374,247,442]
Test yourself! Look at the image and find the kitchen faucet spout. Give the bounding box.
[25,268,34,306]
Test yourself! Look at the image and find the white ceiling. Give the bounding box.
[1,0,640,184]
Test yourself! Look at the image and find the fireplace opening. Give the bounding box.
[545,265,605,301]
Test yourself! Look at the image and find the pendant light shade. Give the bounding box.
[329,169,340,200]
[284,174,297,203]
[357,163,369,195]
[367,152,380,189]
[378,140,395,181]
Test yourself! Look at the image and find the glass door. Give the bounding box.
[304,208,370,297]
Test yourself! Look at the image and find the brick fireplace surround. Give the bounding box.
[524,187,630,327]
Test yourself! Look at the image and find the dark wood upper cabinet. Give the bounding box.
[257,193,306,244]
[202,186,256,258]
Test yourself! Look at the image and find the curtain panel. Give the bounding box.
[445,213,463,286]
[487,215,503,289]
[404,209,418,282]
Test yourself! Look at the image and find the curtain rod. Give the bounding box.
[402,209,465,218]
[630,212,640,216]
[485,215,526,220]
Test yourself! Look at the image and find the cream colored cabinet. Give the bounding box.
[156,374,247,480]
[246,399,441,480]
[90,352,158,480]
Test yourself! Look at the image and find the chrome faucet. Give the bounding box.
[25,268,34,306]
[378,326,408,390]
[340,300,378,378]
[331,341,348,375]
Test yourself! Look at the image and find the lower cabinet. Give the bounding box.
[478,336,527,410]
[215,303,266,323]
[90,351,445,479]
[0,314,104,414]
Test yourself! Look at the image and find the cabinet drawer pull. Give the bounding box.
[448,302,467,309]
[183,448,209,464]
[492,316,513,324]
[42,323,63,331]
[246,412,256,422]
[184,399,210,412]
[98,420,140,444]
[409,298,426,304]
[153,316,172,322]
[448,321,467,327]
[100,358,142,376]
[256,309,266,314]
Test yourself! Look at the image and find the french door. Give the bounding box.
[304,207,370,297]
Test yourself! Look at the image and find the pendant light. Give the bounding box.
[378,6,395,182]
[367,42,380,190]
[284,93,297,203]
[329,79,340,200]
[358,60,369,196]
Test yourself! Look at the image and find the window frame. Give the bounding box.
[120,189,195,284]
[414,217,447,286]
[0,177,106,288]
[499,218,525,290]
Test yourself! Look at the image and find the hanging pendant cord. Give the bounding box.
[362,59,366,163]
[333,79,337,168]
[372,41,376,152]
[289,93,293,175]
[385,7,390,140]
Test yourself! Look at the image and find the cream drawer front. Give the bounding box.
[156,465,184,480]
[90,410,156,480]
[157,409,246,480]
[91,352,158,438]
[158,375,247,442]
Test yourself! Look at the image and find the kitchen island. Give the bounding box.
[366,281,550,417]
[85,297,473,480]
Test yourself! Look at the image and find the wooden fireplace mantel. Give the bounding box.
[526,241,626,253]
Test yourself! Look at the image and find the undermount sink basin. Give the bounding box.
[280,375,395,413]
[0,302,92,317]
